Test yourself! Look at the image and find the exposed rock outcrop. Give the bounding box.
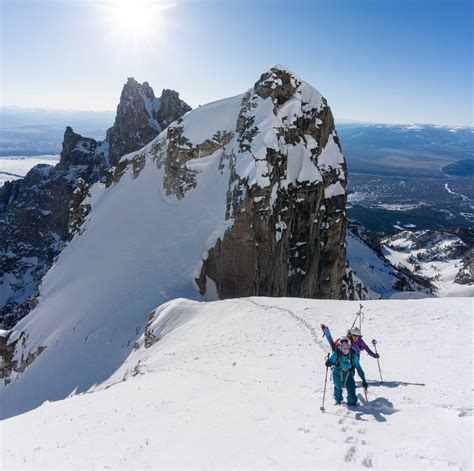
[139,65,351,299]
[381,229,473,294]
[106,79,190,167]
[0,81,190,328]
[454,249,473,285]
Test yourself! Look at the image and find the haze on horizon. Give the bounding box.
[1,0,472,127]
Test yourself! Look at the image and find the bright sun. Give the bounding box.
[100,0,174,48]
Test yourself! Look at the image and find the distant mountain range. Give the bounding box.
[3,106,472,165]
[0,107,115,156]
[337,122,473,178]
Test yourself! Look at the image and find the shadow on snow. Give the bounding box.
[363,380,426,388]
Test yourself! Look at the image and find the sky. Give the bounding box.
[1,0,472,126]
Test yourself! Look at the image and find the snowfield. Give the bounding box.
[0,155,59,186]
[382,232,474,298]
[2,296,472,470]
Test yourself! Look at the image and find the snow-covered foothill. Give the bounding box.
[0,155,60,187]
[346,231,433,299]
[2,297,472,469]
[382,230,474,297]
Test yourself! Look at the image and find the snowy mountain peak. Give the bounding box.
[0,79,191,329]
[58,126,98,169]
[254,64,302,103]
[106,78,191,166]
[106,66,349,298]
[0,67,359,416]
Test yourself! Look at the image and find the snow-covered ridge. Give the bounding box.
[2,297,472,469]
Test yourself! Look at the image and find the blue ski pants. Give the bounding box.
[333,367,357,405]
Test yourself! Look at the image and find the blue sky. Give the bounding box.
[1,0,472,125]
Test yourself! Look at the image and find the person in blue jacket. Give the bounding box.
[325,336,368,406]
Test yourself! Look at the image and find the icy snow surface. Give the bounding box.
[2,296,472,469]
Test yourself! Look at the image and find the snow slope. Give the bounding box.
[2,297,472,469]
[382,231,474,297]
[1,140,231,416]
[346,232,432,299]
[0,155,59,186]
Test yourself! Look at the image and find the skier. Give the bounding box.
[321,324,380,360]
[347,326,380,359]
[325,337,368,406]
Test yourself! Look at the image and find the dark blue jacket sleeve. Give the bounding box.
[328,351,338,366]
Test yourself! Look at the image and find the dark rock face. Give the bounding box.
[147,65,351,300]
[455,249,473,285]
[0,80,190,329]
[197,69,347,299]
[382,229,473,292]
[58,126,99,169]
[106,80,191,167]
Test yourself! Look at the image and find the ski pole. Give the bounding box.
[320,353,330,413]
[372,339,383,383]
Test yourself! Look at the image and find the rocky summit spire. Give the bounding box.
[195,65,349,299]
[0,78,191,329]
[58,126,98,169]
[106,79,191,166]
[108,64,350,300]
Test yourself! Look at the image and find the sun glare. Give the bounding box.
[100,0,175,49]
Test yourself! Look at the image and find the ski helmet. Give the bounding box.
[350,326,361,336]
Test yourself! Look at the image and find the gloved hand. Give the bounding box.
[362,380,368,389]
[374,353,380,359]
[325,360,332,368]
[320,323,327,332]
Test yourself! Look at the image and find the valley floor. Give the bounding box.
[2,297,473,469]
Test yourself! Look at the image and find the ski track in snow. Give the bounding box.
[2,300,472,469]
[243,298,326,350]
[243,298,377,467]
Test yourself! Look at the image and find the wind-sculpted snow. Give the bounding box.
[2,297,472,469]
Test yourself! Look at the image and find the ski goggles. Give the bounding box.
[340,338,350,345]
